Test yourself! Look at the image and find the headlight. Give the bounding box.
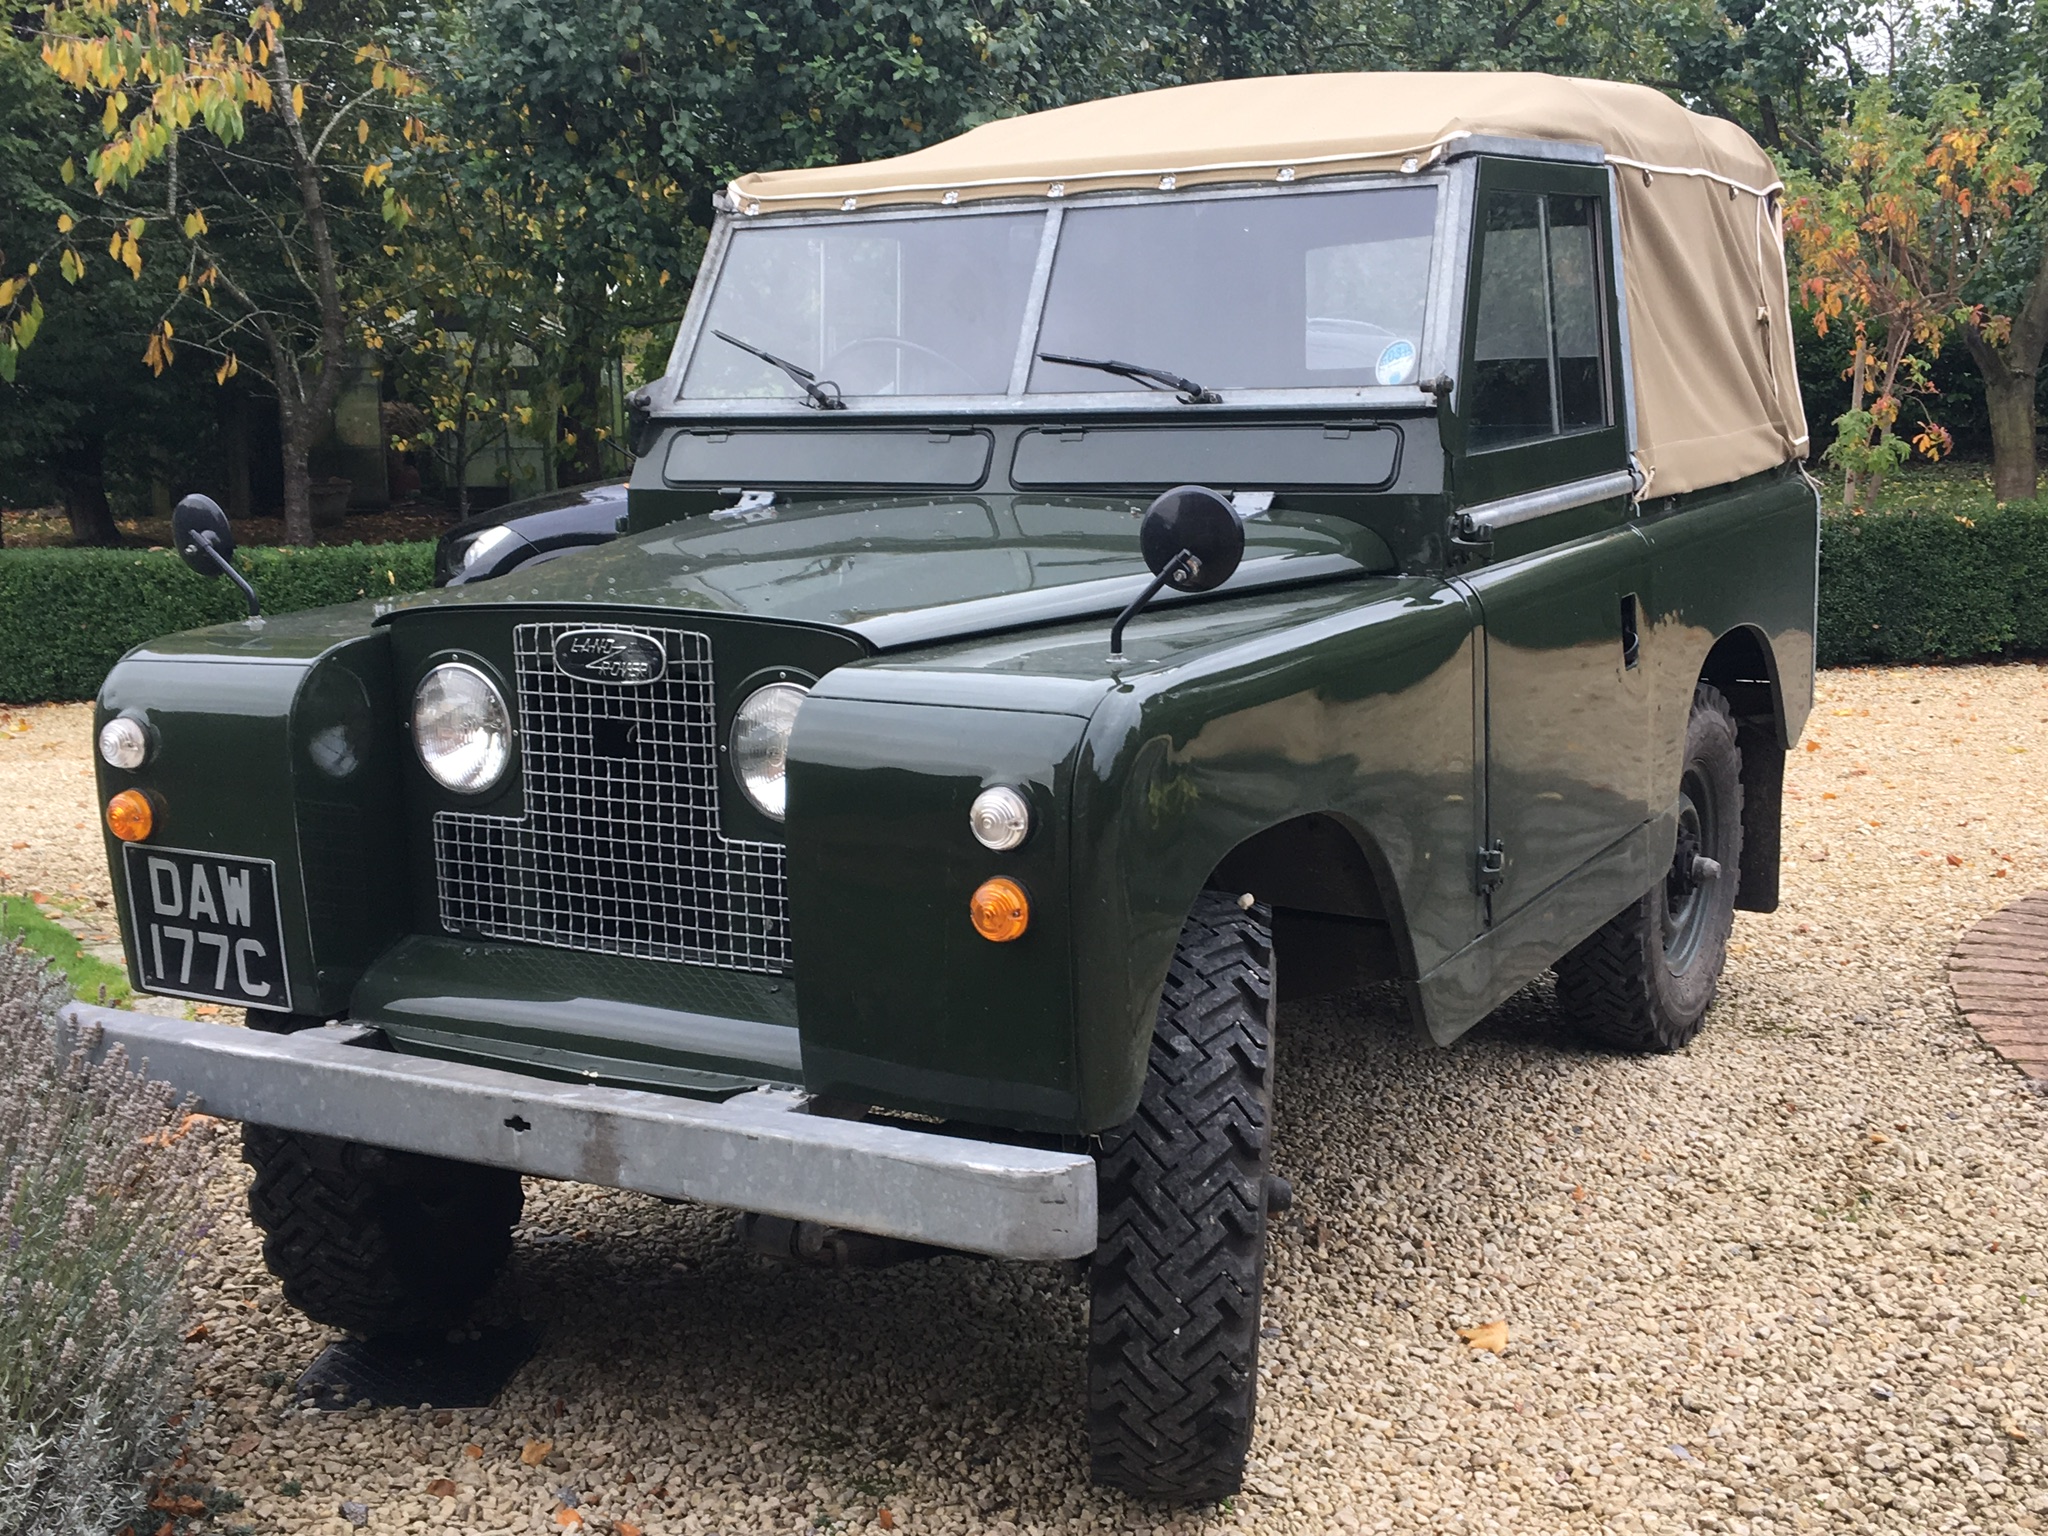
[730,682,807,820]
[461,525,519,572]
[413,662,512,793]
[98,715,150,769]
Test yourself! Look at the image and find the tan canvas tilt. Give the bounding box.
[729,73,1808,498]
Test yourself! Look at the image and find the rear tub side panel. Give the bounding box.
[1634,468,1819,902]
[1069,579,1483,1130]
[95,608,409,1018]
[1636,467,1819,765]
[787,694,1086,1131]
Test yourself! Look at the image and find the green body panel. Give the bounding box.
[354,935,799,1095]
[1635,468,1818,757]
[789,698,1088,1128]
[404,488,1398,643]
[90,153,1821,1144]
[95,604,409,1018]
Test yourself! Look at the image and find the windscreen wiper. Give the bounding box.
[712,329,847,410]
[1036,351,1221,404]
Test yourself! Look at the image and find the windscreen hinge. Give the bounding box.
[711,489,778,524]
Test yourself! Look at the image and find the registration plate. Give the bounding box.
[123,846,292,1010]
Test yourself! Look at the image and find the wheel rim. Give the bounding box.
[1663,768,1714,971]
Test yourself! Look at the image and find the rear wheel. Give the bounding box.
[1555,684,1743,1052]
[1088,892,1276,1502]
[243,1126,523,1337]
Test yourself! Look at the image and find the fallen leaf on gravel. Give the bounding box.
[229,1432,258,1457]
[1457,1320,1509,1352]
[617,1524,643,1536]
[183,1323,207,1342]
[521,1439,553,1466]
[553,1509,583,1528]
[427,1478,459,1497]
[1946,853,1963,866]
[879,1510,896,1530]
[8,841,24,849]
[463,1444,482,1459]
[1571,1185,1586,1201]
[1804,740,1820,752]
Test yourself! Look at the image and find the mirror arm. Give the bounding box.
[1109,548,1196,663]
[189,531,261,617]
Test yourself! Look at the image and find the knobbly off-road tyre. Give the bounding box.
[1555,683,1743,1053]
[1088,891,1276,1502]
[242,1126,523,1337]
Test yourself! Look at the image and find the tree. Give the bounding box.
[1784,80,2042,507]
[35,0,425,543]
[0,0,227,543]
[1660,0,1869,164]
[385,0,1151,499]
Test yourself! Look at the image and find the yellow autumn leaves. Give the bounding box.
[107,217,144,278]
[41,0,287,191]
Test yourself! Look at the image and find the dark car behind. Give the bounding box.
[433,481,630,586]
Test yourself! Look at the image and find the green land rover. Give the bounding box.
[75,71,1815,1499]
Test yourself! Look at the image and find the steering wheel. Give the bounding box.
[824,335,980,395]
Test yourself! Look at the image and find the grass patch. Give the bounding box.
[1861,459,2012,517]
[0,893,130,1004]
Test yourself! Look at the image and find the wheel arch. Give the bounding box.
[1695,623,1786,914]
[1205,809,1423,1008]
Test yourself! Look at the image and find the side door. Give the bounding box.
[1450,158,1654,933]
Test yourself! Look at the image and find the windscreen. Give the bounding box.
[1030,185,1437,393]
[680,213,1043,399]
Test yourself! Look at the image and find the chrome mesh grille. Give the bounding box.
[433,623,789,972]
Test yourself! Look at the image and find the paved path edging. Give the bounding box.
[1948,890,2048,1079]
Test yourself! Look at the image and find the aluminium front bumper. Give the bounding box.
[56,1004,1097,1262]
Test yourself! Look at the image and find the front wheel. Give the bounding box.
[1088,892,1276,1502]
[1555,683,1744,1052]
[243,1126,523,1336]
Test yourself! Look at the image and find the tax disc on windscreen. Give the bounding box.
[1375,339,1417,386]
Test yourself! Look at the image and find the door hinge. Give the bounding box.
[1475,840,1506,893]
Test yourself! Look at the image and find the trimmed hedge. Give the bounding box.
[3,502,2046,701]
[1818,500,2048,667]
[0,542,435,703]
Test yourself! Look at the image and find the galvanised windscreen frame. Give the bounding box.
[657,163,1480,419]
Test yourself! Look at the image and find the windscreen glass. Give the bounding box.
[681,212,1043,399]
[1030,186,1436,393]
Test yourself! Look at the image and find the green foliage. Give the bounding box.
[0,941,214,1534]
[0,896,130,1005]
[1823,404,1913,490]
[1819,498,2048,665]
[0,542,435,703]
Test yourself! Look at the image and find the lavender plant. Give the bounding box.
[0,943,214,1535]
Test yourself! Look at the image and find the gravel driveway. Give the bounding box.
[4,665,2047,1536]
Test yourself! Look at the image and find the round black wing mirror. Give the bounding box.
[1110,484,1247,660]
[171,493,261,616]
[172,494,234,574]
[1139,484,1245,592]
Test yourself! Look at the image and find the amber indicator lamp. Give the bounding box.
[968,877,1030,942]
[105,789,155,843]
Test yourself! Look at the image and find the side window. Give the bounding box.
[1467,190,1611,451]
